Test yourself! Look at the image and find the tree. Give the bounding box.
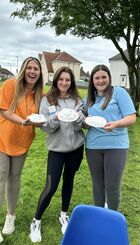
[10,0,140,113]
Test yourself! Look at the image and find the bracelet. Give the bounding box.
[20,121,25,126]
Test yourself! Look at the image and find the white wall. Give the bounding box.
[109,60,129,88]
[39,54,81,84]
[52,61,80,81]
[40,55,48,84]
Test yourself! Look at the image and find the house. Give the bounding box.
[0,65,14,80]
[38,49,82,84]
[80,66,90,82]
[109,50,129,88]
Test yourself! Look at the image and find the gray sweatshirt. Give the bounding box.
[39,96,85,152]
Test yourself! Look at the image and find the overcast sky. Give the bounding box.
[0,0,126,75]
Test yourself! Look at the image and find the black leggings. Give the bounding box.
[35,145,84,220]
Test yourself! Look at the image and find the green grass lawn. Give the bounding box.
[0,85,140,244]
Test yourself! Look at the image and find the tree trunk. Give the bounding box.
[135,68,140,115]
[128,67,138,112]
[128,65,140,115]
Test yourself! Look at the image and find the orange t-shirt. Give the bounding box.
[0,79,37,156]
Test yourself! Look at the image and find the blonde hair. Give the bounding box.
[10,57,43,112]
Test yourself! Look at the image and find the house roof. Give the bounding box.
[109,48,139,61]
[42,51,81,72]
[80,67,89,77]
[0,66,13,75]
[109,50,129,61]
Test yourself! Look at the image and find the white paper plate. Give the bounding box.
[85,116,107,128]
[58,108,79,122]
[27,114,47,123]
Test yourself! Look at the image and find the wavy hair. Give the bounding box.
[86,64,113,111]
[10,57,43,112]
[46,66,81,105]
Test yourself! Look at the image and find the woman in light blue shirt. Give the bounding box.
[84,64,136,210]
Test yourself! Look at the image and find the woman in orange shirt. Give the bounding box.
[0,57,43,243]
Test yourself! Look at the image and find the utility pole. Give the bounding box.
[8,63,11,72]
[16,56,18,74]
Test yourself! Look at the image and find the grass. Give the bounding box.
[0,85,140,244]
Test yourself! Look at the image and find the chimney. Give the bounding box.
[55,49,61,53]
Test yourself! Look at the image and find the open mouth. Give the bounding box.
[29,75,36,79]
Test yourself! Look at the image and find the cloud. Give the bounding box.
[0,0,126,74]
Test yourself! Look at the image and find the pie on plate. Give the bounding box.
[27,114,47,123]
[85,116,107,128]
[58,108,79,122]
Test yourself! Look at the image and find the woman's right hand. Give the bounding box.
[22,119,45,127]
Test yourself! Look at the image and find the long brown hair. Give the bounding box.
[10,57,43,112]
[46,66,81,105]
[86,64,113,111]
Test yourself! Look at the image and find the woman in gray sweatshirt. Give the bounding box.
[29,67,85,243]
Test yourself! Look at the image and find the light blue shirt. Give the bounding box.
[84,87,136,149]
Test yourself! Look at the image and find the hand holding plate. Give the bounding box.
[85,116,107,128]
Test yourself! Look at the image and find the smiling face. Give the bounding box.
[57,71,71,96]
[25,60,41,89]
[93,70,110,95]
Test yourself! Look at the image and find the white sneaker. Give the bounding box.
[104,202,108,209]
[2,214,16,235]
[29,218,41,243]
[0,232,3,243]
[59,212,69,234]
